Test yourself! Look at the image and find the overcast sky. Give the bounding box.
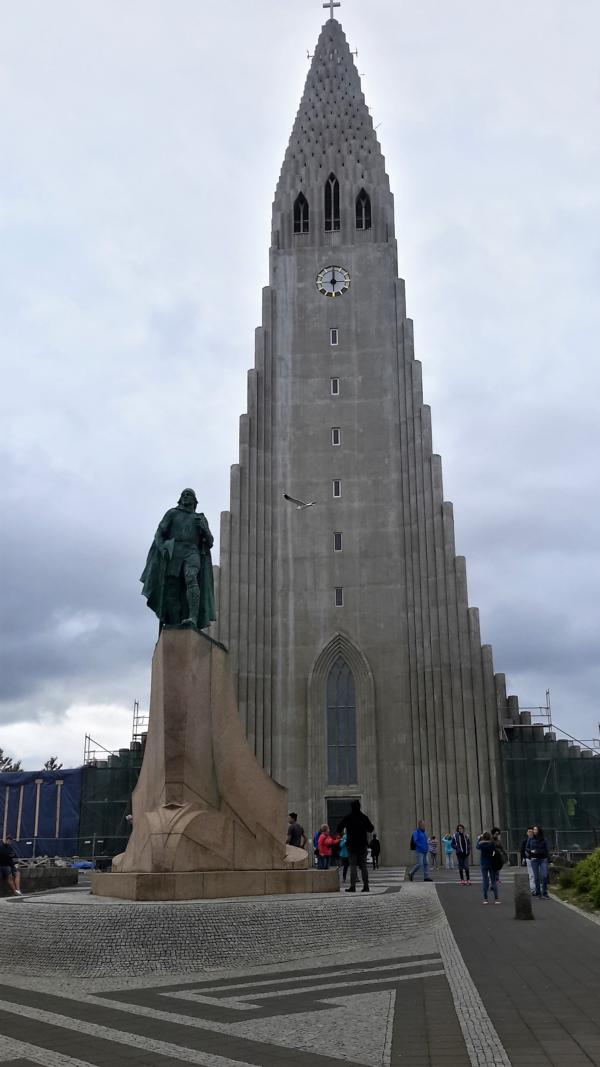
[1,0,599,769]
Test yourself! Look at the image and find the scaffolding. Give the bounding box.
[131,699,149,752]
[501,691,600,858]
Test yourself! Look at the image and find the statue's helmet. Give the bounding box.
[178,488,198,505]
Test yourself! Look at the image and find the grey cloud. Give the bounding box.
[1,1,599,760]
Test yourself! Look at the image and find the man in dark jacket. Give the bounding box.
[337,800,373,893]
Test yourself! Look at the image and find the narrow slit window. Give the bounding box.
[330,328,339,346]
[332,479,342,498]
[293,192,309,234]
[326,658,356,783]
[331,427,341,446]
[325,173,341,231]
[356,188,372,230]
[330,377,340,396]
[335,587,344,607]
[334,532,343,552]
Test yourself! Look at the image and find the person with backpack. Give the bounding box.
[407,820,432,882]
[525,825,549,898]
[451,824,472,885]
[477,831,500,904]
[490,826,508,883]
[337,800,374,893]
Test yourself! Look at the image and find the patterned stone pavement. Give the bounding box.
[0,867,598,1066]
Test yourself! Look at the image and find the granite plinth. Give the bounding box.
[91,867,339,901]
[110,629,308,878]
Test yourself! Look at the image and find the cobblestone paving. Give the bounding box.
[0,869,509,1066]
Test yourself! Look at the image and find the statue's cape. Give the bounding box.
[140,516,216,631]
[140,539,173,620]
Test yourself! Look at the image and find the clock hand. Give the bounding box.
[330,269,337,289]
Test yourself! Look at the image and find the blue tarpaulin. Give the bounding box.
[0,767,82,856]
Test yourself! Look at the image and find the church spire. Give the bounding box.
[273,17,393,247]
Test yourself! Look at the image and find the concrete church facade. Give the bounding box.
[215,15,514,861]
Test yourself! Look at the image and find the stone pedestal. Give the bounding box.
[92,629,334,901]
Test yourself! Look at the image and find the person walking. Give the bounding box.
[526,826,549,898]
[521,827,536,894]
[286,813,307,849]
[451,824,472,885]
[316,825,334,869]
[408,820,432,882]
[337,800,374,893]
[442,832,455,870]
[370,833,381,870]
[428,834,438,869]
[477,831,500,904]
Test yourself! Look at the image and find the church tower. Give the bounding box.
[215,13,513,860]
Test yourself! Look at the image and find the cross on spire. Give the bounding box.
[323,0,341,19]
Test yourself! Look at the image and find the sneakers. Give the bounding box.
[495,900,501,905]
[466,880,472,885]
[424,877,433,882]
[459,880,465,886]
[407,871,414,882]
[13,890,23,896]
[482,900,489,905]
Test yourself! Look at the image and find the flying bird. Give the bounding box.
[283,492,316,510]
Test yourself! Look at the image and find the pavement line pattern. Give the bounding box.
[0,1034,95,1066]
[0,998,260,1067]
[435,917,512,1067]
[166,966,445,1010]
[167,955,441,994]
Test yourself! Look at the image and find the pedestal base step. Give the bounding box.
[90,868,340,901]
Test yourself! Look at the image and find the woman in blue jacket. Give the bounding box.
[477,831,500,904]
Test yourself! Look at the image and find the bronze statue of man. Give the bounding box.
[140,489,215,630]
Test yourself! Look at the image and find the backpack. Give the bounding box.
[491,843,507,871]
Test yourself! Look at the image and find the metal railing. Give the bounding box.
[11,834,129,860]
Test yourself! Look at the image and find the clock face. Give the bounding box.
[316,265,351,298]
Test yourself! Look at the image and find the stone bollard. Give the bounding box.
[514,871,534,920]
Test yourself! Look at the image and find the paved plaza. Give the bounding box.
[0,868,599,1066]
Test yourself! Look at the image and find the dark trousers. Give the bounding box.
[372,854,379,869]
[457,853,470,880]
[349,848,369,890]
[342,859,349,881]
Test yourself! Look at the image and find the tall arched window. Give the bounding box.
[293,192,309,234]
[326,657,357,784]
[325,173,340,231]
[356,188,371,230]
